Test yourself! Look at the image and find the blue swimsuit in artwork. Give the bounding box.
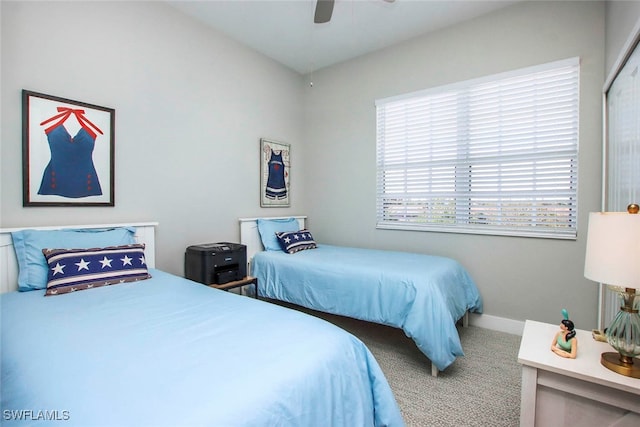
[265,149,287,200]
[38,108,103,198]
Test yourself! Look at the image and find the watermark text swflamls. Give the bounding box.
[3,409,70,421]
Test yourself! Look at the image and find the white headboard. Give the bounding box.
[239,216,306,271]
[0,222,158,294]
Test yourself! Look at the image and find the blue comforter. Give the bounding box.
[1,269,403,427]
[252,245,483,372]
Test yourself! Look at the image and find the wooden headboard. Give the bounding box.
[0,222,158,294]
[239,216,306,271]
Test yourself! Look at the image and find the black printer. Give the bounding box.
[184,242,247,285]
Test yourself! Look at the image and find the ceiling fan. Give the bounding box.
[314,0,396,24]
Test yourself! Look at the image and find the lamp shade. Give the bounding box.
[584,212,640,289]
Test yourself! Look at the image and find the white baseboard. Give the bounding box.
[468,312,525,336]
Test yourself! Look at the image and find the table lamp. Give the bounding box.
[584,203,640,378]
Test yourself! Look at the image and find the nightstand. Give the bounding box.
[209,276,258,298]
[518,320,640,427]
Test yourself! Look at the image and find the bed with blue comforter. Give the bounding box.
[252,245,483,373]
[1,269,403,426]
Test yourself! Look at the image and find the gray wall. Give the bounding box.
[0,1,306,276]
[605,0,640,75]
[302,0,606,329]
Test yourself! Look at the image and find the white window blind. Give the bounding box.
[375,58,580,239]
[603,40,640,329]
[607,44,640,213]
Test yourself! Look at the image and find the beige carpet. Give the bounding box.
[275,302,522,427]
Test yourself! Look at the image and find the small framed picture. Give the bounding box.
[260,138,290,207]
[22,90,115,206]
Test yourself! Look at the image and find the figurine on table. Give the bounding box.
[550,309,578,359]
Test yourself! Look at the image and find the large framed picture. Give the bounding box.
[22,90,115,206]
[260,138,290,207]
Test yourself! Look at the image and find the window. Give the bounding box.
[607,42,640,213]
[375,58,580,239]
[603,38,640,328]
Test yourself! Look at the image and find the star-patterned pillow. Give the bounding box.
[275,229,317,254]
[42,244,151,296]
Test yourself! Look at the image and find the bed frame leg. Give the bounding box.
[431,364,439,377]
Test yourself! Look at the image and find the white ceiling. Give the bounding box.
[167,0,520,74]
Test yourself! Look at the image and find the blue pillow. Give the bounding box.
[11,227,136,291]
[43,244,151,296]
[257,218,300,251]
[276,229,317,254]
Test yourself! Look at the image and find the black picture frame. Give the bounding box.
[22,90,115,207]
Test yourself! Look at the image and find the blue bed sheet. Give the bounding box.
[1,269,403,427]
[252,245,483,372]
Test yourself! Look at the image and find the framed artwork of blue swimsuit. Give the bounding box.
[260,138,290,207]
[22,90,115,207]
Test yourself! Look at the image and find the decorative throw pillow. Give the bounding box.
[42,244,151,296]
[275,229,317,254]
[11,227,136,291]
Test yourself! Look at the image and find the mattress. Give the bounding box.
[252,244,483,371]
[1,269,403,426]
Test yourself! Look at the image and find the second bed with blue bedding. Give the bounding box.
[252,244,483,373]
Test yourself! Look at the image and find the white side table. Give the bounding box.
[518,320,640,427]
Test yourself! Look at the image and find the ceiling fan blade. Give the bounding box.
[314,0,334,24]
